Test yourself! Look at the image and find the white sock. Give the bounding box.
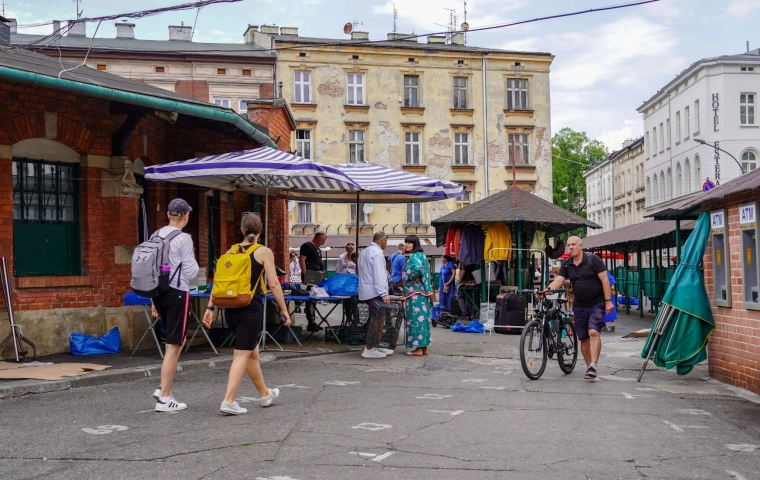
[159,396,170,403]
[589,363,597,369]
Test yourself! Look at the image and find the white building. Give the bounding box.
[584,158,614,236]
[638,48,760,213]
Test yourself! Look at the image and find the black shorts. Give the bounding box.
[572,303,606,341]
[224,299,264,351]
[154,288,190,345]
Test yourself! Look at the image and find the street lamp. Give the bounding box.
[693,138,745,175]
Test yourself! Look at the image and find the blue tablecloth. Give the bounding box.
[124,291,209,306]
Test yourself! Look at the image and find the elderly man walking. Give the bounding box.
[357,232,394,359]
[547,236,613,379]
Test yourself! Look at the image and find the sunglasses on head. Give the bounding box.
[242,211,261,219]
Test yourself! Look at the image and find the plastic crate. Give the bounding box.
[345,300,369,346]
[365,301,404,350]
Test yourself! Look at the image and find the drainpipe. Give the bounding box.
[482,54,489,197]
[0,66,278,149]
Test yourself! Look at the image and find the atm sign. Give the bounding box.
[739,203,757,227]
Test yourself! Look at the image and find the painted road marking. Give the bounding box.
[727,470,748,480]
[622,392,653,399]
[276,384,309,389]
[351,423,392,431]
[349,451,395,462]
[416,393,452,400]
[462,379,487,383]
[480,386,507,390]
[324,381,360,386]
[635,387,659,392]
[663,421,709,433]
[429,410,464,416]
[679,409,711,416]
[316,348,334,353]
[254,476,300,480]
[82,425,128,435]
[365,369,394,372]
[726,444,759,452]
[490,370,512,374]
[235,396,261,403]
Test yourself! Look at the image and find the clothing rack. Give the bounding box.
[0,257,37,362]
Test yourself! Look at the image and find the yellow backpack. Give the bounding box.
[211,243,266,308]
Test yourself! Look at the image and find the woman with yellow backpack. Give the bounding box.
[202,212,291,415]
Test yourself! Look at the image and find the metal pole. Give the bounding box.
[1,258,20,361]
[482,55,489,197]
[356,192,361,249]
[637,244,643,318]
[675,219,682,264]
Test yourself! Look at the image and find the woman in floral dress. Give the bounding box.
[402,235,433,356]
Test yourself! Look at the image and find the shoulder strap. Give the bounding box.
[247,244,266,294]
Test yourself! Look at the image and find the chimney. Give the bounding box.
[622,138,635,149]
[279,27,298,36]
[67,19,86,37]
[451,33,465,45]
[427,35,445,44]
[260,24,279,34]
[351,31,369,40]
[7,17,16,34]
[244,25,259,44]
[0,16,10,46]
[52,20,61,34]
[387,32,417,42]
[116,21,135,39]
[169,25,192,41]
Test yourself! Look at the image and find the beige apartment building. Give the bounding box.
[612,137,646,228]
[248,26,554,242]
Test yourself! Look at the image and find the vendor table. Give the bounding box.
[458,284,500,317]
[124,291,219,358]
[265,294,350,345]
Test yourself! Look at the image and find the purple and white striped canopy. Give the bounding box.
[144,147,360,196]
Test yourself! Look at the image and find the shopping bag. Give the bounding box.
[69,327,121,355]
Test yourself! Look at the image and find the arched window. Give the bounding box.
[742,150,758,172]
[666,168,673,200]
[646,177,651,204]
[684,158,691,193]
[676,162,682,196]
[695,154,701,186]
[653,173,659,204]
[660,171,666,203]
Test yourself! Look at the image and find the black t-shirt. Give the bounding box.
[300,241,324,271]
[558,253,606,308]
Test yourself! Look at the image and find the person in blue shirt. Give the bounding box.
[605,271,617,331]
[388,243,406,294]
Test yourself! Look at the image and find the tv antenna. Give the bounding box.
[434,8,457,44]
[461,0,468,45]
[389,1,397,34]
[74,0,83,19]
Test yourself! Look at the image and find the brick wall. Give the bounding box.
[174,80,211,103]
[701,191,760,394]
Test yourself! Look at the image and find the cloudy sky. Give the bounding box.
[6,0,759,151]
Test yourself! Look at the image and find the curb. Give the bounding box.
[0,350,314,399]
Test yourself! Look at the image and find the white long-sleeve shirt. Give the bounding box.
[155,226,199,292]
[357,242,388,301]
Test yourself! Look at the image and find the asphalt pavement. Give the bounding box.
[1,310,759,479]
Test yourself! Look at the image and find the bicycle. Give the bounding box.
[519,289,579,380]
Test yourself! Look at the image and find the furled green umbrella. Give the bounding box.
[639,211,714,379]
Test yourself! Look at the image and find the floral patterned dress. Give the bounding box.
[402,251,433,349]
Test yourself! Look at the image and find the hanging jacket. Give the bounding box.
[530,231,546,252]
[545,239,565,260]
[458,224,483,265]
[484,222,512,261]
[444,224,460,256]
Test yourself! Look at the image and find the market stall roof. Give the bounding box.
[289,235,444,257]
[431,187,600,246]
[649,166,760,220]
[579,220,695,252]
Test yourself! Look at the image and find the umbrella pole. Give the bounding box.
[356,193,360,250]
[637,304,674,382]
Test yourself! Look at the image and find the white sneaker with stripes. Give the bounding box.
[155,396,187,412]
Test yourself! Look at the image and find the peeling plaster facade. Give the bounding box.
[258,28,554,241]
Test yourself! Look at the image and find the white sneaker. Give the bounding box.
[220,401,247,415]
[361,347,386,359]
[260,388,280,407]
[152,387,162,400]
[155,396,187,412]
[376,347,394,356]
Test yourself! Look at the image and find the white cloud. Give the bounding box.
[725,0,760,19]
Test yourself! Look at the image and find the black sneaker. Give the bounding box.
[584,366,597,379]
[307,323,323,332]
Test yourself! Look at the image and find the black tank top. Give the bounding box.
[236,244,265,297]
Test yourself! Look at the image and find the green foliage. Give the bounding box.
[552,128,608,240]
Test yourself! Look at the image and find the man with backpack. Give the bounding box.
[138,198,199,412]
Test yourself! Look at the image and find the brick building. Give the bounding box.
[0,37,293,355]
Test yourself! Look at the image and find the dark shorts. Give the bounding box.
[224,299,264,351]
[572,303,605,341]
[154,288,190,345]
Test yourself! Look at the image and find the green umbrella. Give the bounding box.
[639,211,714,379]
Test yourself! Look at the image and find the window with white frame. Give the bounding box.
[652,173,658,203]
[740,93,756,125]
[742,150,758,172]
[506,78,528,110]
[676,111,681,141]
[666,119,671,147]
[404,75,419,107]
[294,70,311,103]
[238,99,249,114]
[213,97,230,108]
[453,76,467,109]
[297,202,313,224]
[645,132,650,158]
[349,130,365,163]
[350,204,368,224]
[660,171,665,202]
[406,203,422,223]
[685,158,691,193]
[694,100,700,132]
[454,132,471,165]
[456,188,471,210]
[685,106,690,137]
[676,162,682,196]
[659,123,664,152]
[346,73,365,105]
[646,177,651,204]
[652,127,657,154]
[508,133,530,165]
[296,129,312,160]
[405,131,421,165]
[695,155,701,185]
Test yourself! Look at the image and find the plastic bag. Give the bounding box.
[450,321,485,333]
[69,327,121,355]
[323,273,359,296]
[310,286,329,298]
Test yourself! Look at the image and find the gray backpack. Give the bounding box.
[130,229,182,298]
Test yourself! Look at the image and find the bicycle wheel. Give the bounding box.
[557,318,578,374]
[520,319,547,380]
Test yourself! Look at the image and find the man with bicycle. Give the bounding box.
[546,236,613,379]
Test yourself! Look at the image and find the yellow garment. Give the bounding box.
[484,222,512,261]
[531,231,546,251]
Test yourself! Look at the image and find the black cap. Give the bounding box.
[168,198,192,215]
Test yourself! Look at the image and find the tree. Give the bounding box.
[552,127,608,239]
